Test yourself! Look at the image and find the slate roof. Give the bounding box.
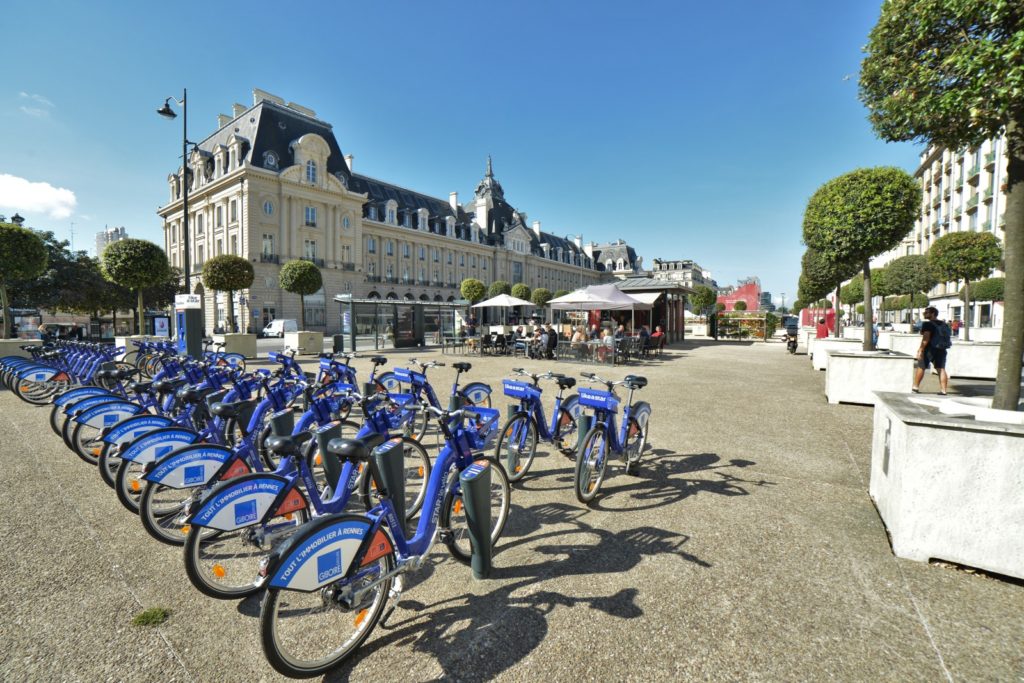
[614,276,693,292]
[591,242,638,271]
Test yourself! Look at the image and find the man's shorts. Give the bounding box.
[917,348,947,370]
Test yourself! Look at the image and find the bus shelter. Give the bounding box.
[333,294,468,351]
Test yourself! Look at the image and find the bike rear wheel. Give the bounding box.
[441,460,511,564]
[553,405,582,455]
[494,414,537,481]
[260,543,394,678]
[71,420,105,466]
[98,441,120,488]
[184,508,310,600]
[624,412,650,475]
[115,459,146,514]
[356,436,431,520]
[575,426,609,504]
[139,481,197,545]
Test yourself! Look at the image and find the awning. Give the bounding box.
[628,292,662,305]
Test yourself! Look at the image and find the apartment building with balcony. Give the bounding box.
[157,89,612,332]
[874,136,1008,327]
[649,259,718,292]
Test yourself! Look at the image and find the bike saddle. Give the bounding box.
[209,398,258,419]
[152,378,187,394]
[555,376,577,390]
[264,431,314,457]
[370,356,387,366]
[325,433,386,460]
[623,375,648,390]
[129,380,154,394]
[452,362,472,372]
[175,386,204,403]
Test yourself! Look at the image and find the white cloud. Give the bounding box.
[0,174,77,220]
[18,92,54,118]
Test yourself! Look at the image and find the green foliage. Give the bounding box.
[764,311,779,337]
[961,277,1005,303]
[101,239,170,335]
[814,299,832,309]
[733,300,748,311]
[871,266,892,297]
[279,260,323,330]
[460,278,486,303]
[928,232,1002,284]
[886,254,937,297]
[856,304,865,315]
[144,267,185,311]
[791,299,804,314]
[715,302,725,313]
[801,248,858,303]
[202,255,254,294]
[553,289,570,299]
[840,274,863,306]
[488,280,511,298]
[803,167,921,268]
[688,285,717,313]
[510,283,531,301]
[131,607,171,627]
[0,222,49,338]
[531,287,553,307]
[883,293,928,312]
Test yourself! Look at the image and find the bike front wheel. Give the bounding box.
[623,412,650,474]
[260,541,394,678]
[139,481,197,545]
[575,426,609,504]
[494,414,537,481]
[357,436,431,520]
[440,460,511,564]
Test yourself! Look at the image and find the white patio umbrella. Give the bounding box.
[470,293,534,308]
[548,283,651,331]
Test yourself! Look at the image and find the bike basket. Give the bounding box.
[318,358,333,371]
[578,388,619,412]
[387,392,415,408]
[503,380,541,401]
[464,406,500,449]
[267,351,288,365]
[394,367,426,385]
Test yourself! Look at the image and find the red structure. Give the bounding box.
[717,278,761,312]
[800,306,835,332]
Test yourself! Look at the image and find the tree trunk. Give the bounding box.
[137,290,145,336]
[993,118,1024,410]
[863,261,874,351]
[300,294,306,330]
[226,290,235,334]
[834,284,842,337]
[962,279,971,343]
[112,308,117,337]
[0,284,9,339]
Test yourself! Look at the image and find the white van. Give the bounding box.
[262,319,298,338]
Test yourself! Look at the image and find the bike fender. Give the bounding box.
[267,514,376,592]
[53,387,110,407]
[64,395,121,417]
[631,401,652,419]
[463,381,492,397]
[17,367,57,382]
[102,415,174,445]
[142,444,233,488]
[74,401,144,429]
[187,473,290,531]
[120,427,199,464]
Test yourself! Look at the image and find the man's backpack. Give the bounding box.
[931,321,952,350]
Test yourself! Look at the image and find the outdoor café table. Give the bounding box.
[441,335,466,354]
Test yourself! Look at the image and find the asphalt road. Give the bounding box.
[2,340,1021,682]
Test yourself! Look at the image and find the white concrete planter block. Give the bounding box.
[798,327,816,353]
[284,331,323,356]
[690,323,708,336]
[0,339,41,358]
[825,350,914,404]
[876,331,894,350]
[811,338,863,371]
[959,327,1001,343]
[888,333,922,357]
[944,341,1001,380]
[842,326,864,340]
[870,392,1024,579]
[212,333,257,359]
[893,323,913,333]
[114,335,163,361]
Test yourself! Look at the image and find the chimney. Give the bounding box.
[218,114,231,128]
[232,103,246,117]
[345,154,354,171]
[449,192,458,210]
[532,220,541,238]
[574,235,582,248]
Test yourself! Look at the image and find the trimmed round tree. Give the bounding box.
[885,254,938,325]
[962,277,1005,305]
[553,289,571,299]
[531,287,553,308]
[101,239,171,335]
[733,300,747,311]
[488,280,511,298]
[801,248,859,336]
[279,259,323,330]
[928,232,1001,342]
[460,278,486,304]
[860,0,1023,408]
[511,283,531,301]
[689,285,717,317]
[0,222,48,339]
[840,274,864,322]
[202,255,254,333]
[803,167,920,350]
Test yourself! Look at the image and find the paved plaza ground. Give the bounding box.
[1,340,1021,681]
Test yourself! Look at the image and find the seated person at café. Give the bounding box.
[589,324,601,340]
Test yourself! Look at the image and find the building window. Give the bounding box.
[432,248,439,262]
[342,216,350,229]
[196,213,204,234]
[970,211,979,231]
[403,267,410,283]
[170,223,177,244]
[263,151,278,169]
[197,244,205,266]
[368,206,378,221]
[216,239,223,256]
[263,200,274,216]
[305,206,317,227]
[447,251,452,265]
[368,237,377,254]
[306,160,317,184]
[403,243,410,258]
[386,263,393,279]
[459,254,465,267]
[368,261,376,276]
[231,235,238,255]
[387,207,396,224]
[402,212,410,228]
[262,234,275,256]
[304,239,317,260]
[418,212,426,230]
[216,206,223,227]
[386,240,394,256]
[419,246,425,261]
[482,259,487,271]
[230,200,237,224]
[471,255,477,268]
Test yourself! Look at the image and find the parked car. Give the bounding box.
[261,319,297,338]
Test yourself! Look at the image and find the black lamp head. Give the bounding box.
[157,99,177,119]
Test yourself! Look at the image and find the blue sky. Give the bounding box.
[1,0,918,305]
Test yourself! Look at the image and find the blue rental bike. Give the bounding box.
[256,403,511,678]
[574,372,652,504]
[494,367,582,482]
[387,360,492,441]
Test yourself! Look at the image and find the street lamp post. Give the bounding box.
[157,89,193,293]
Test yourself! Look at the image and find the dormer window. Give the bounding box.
[418,209,428,231]
[306,160,317,184]
[368,206,378,221]
[445,216,455,237]
[616,259,625,271]
[386,201,397,225]
[402,211,410,228]
[263,151,279,170]
[605,259,613,271]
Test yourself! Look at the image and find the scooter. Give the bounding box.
[785,329,798,354]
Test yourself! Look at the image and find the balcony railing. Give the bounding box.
[967,165,981,183]
[259,253,279,264]
[984,151,996,168]
[931,194,941,207]
[966,194,980,210]
[983,187,994,201]
[301,256,325,267]
[365,275,381,283]
[981,219,992,231]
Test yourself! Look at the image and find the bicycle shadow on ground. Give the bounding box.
[324,515,703,683]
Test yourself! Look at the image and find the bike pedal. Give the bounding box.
[438,529,453,544]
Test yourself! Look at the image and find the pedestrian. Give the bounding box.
[912,306,951,395]
[815,317,829,339]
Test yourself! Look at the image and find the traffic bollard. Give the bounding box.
[459,459,492,580]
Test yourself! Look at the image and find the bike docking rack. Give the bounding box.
[460,458,493,579]
[370,438,408,535]
[314,421,344,494]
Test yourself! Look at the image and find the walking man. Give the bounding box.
[912,306,951,395]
